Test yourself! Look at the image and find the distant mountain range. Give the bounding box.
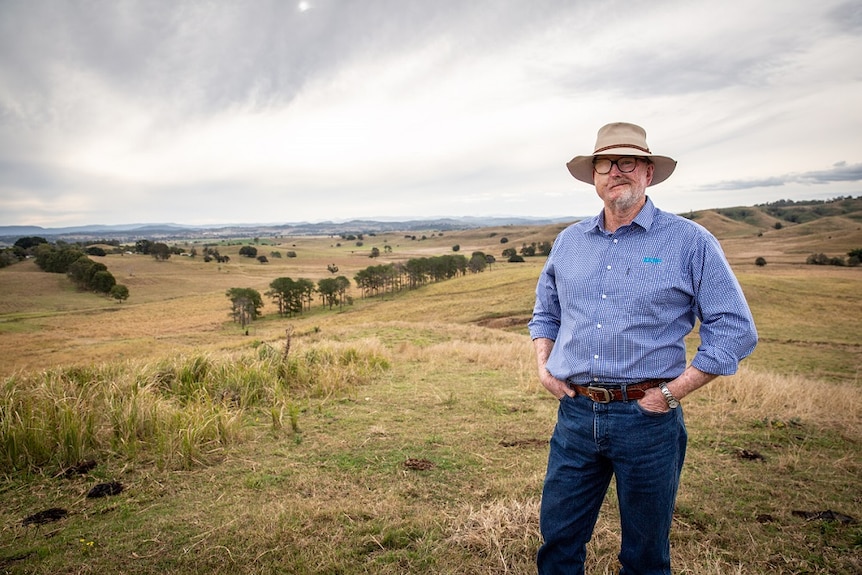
[3,196,859,244]
[0,216,577,243]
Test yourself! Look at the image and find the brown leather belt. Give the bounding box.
[569,379,671,403]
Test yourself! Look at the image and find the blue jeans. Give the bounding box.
[537,393,687,575]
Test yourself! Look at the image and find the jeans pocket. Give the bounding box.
[634,401,672,418]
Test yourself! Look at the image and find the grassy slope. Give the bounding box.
[1,211,861,574]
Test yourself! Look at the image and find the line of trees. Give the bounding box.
[806,249,861,267]
[266,277,316,317]
[227,274,353,327]
[352,252,497,298]
[134,239,178,261]
[26,240,129,301]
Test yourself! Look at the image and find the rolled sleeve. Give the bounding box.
[690,236,758,375]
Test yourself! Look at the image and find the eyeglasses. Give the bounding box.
[592,157,646,174]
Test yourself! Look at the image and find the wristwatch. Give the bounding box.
[659,383,680,409]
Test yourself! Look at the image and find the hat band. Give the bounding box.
[594,143,650,154]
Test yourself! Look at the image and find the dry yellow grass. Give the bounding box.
[1,220,861,573]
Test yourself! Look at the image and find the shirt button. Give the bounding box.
[601,294,607,299]
[596,323,602,329]
[606,265,612,270]
[593,354,599,359]
[613,239,618,244]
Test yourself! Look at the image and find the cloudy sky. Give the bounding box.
[1,0,861,227]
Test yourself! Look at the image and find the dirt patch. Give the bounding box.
[499,438,547,448]
[403,458,435,471]
[22,507,68,526]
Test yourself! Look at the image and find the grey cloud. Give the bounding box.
[700,162,862,191]
[797,161,862,183]
[829,1,862,33]
[0,0,567,119]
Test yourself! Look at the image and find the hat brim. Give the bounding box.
[566,149,677,187]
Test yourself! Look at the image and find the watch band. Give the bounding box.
[659,383,679,408]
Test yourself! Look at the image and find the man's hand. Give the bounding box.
[637,367,720,413]
[539,368,575,400]
[532,337,575,399]
[637,387,671,413]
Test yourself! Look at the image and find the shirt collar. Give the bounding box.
[588,196,657,234]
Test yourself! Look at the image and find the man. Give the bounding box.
[528,122,757,574]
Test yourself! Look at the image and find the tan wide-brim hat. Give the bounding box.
[566,122,677,186]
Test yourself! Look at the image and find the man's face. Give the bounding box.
[592,155,654,211]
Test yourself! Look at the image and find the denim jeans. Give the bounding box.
[537,393,687,575]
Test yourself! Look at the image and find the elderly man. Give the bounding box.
[529,122,757,574]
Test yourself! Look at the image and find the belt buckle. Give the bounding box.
[586,386,613,403]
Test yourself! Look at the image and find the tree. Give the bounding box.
[14,236,48,250]
[239,245,258,258]
[135,239,154,254]
[151,243,171,261]
[257,255,269,264]
[110,284,130,302]
[91,270,117,293]
[318,277,349,309]
[370,247,380,258]
[226,287,263,327]
[267,277,315,317]
[755,257,767,267]
[0,250,17,268]
[468,252,487,273]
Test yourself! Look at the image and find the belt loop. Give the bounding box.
[620,383,629,402]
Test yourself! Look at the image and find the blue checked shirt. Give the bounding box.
[529,197,757,384]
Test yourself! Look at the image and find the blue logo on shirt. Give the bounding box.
[643,257,662,264]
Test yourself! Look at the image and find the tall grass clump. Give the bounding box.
[701,365,862,438]
[0,367,103,471]
[257,337,391,398]
[1,341,391,473]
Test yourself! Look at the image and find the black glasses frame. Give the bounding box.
[592,157,648,175]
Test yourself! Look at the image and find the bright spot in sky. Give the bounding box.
[298,2,311,12]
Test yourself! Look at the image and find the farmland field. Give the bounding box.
[1,214,860,574]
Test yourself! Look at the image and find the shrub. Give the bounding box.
[755,257,767,267]
[806,253,830,265]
